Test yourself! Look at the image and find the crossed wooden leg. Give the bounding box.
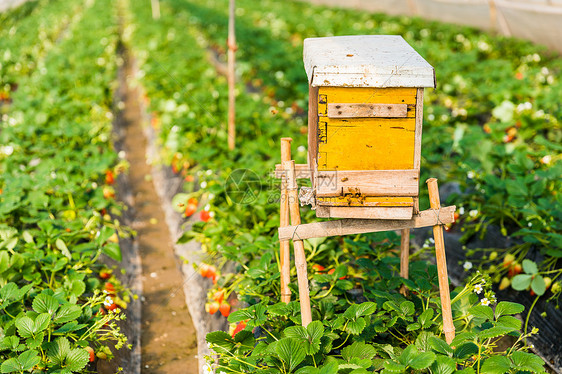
[276,146,454,339]
[279,138,292,304]
[427,178,455,344]
[284,160,312,327]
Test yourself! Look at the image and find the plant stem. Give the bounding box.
[333,333,350,350]
[477,343,482,374]
[523,295,540,345]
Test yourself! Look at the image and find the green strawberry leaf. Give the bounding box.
[32,293,59,315]
[494,302,524,319]
[481,356,511,374]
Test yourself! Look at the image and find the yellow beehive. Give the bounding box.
[303,35,435,220]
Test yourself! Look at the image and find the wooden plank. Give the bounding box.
[317,196,414,207]
[320,206,413,220]
[317,87,417,171]
[318,87,417,108]
[327,103,408,118]
[308,85,319,185]
[316,169,419,197]
[274,163,310,179]
[315,205,330,218]
[278,205,456,241]
[413,88,424,170]
[317,117,416,170]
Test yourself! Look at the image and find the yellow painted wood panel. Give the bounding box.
[317,117,416,170]
[317,196,414,207]
[319,87,417,107]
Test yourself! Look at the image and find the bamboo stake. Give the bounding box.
[399,228,410,296]
[279,138,293,303]
[283,160,312,326]
[227,0,236,150]
[150,0,160,20]
[426,178,455,344]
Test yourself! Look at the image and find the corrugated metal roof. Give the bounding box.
[303,35,435,88]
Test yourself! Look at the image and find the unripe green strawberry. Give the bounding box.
[503,254,515,268]
[544,277,552,290]
[499,277,511,291]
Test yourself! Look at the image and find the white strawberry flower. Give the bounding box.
[474,284,483,294]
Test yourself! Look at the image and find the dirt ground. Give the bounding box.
[117,43,199,374]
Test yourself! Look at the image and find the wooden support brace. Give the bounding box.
[427,178,455,344]
[284,160,312,327]
[278,205,456,241]
[279,138,292,303]
[274,163,311,179]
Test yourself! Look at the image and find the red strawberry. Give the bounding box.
[200,210,211,222]
[104,282,115,295]
[219,302,231,317]
[232,321,247,337]
[213,289,225,303]
[188,197,198,205]
[105,170,115,185]
[206,301,219,315]
[184,204,197,217]
[207,265,217,279]
[312,264,325,272]
[99,271,111,280]
[199,264,210,278]
[106,303,117,311]
[86,347,95,362]
[509,263,522,278]
[328,268,346,280]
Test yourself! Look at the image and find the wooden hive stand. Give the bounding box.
[274,35,456,344]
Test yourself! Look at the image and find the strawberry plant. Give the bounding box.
[166,0,561,311]
[208,270,545,373]
[125,0,556,369]
[0,0,131,371]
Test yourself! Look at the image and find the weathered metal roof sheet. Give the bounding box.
[303,35,435,88]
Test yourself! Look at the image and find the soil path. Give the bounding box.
[117,43,199,373]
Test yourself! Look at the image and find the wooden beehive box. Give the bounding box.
[303,35,435,220]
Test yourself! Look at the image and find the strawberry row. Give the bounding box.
[0,0,130,371]
[127,1,544,371]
